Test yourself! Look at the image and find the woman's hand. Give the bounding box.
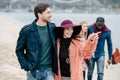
[88,32,101,41]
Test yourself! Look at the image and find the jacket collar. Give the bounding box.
[29,19,51,32]
[92,23,110,32]
[29,20,56,46]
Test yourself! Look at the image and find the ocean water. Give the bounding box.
[2,12,120,51]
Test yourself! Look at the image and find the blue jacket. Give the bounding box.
[16,20,58,75]
[88,23,113,59]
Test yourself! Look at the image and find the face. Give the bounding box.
[63,27,73,38]
[96,22,104,31]
[39,7,52,22]
[81,23,88,32]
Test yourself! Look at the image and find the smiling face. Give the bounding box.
[96,22,105,31]
[63,27,73,38]
[39,7,52,22]
[81,23,88,33]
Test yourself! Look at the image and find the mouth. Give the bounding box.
[66,33,72,37]
[98,26,102,29]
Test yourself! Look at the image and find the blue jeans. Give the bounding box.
[87,55,105,80]
[27,68,54,80]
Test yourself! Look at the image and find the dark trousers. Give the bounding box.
[83,71,86,80]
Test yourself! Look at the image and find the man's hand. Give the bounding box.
[106,59,112,69]
[107,59,112,65]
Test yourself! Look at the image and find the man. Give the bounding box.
[87,17,113,80]
[15,3,58,80]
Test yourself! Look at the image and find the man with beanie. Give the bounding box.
[87,17,113,80]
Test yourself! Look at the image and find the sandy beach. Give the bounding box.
[0,14,120,80]
[0,14,26,80]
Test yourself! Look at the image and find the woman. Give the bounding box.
[54,20,99,80]
[78,21,88,39]
[78,21,89,80]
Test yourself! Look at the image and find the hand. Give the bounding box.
[107,59,112,65]
[88,32,101,41]
[88,33,98,41]
[95,31,102,35]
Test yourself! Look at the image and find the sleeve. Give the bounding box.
[88,25,94,34]
[106,31,113,59]
[15,26,31,71]
[79,38,98,59]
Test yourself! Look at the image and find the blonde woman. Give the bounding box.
[78,21,88,39]
[78,21,89,80]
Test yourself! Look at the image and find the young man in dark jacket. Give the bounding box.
[16,3,58,80]
[87,17,113,80]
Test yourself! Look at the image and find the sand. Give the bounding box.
[0,14,26,80]
[0,14,120,80]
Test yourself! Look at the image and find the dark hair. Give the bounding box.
[34,3,49,19]
[96,17,105,23]
[54,26,81,39]
[72,26,81,38]
[54,28,64,39]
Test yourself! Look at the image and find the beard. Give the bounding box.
[43,19,50,23]
[96,23,105,31]
[43,16,51,23]
[96,26,104,31]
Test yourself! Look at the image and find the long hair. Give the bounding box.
[78,21,88,39]
[54,26,81,39]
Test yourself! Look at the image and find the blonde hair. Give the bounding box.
[78,21,88,39]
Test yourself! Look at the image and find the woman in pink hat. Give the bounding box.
[54,20,100,80]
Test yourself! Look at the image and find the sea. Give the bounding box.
[1,12,120,53]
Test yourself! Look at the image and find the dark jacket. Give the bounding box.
[15,20,58,75]
[88,23,113,59]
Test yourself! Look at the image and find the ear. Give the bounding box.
[37,13,42,19]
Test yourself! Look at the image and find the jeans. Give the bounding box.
[27,68,54,80]
[87,55,105,80]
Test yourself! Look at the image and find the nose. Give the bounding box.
[50,13,52,17]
